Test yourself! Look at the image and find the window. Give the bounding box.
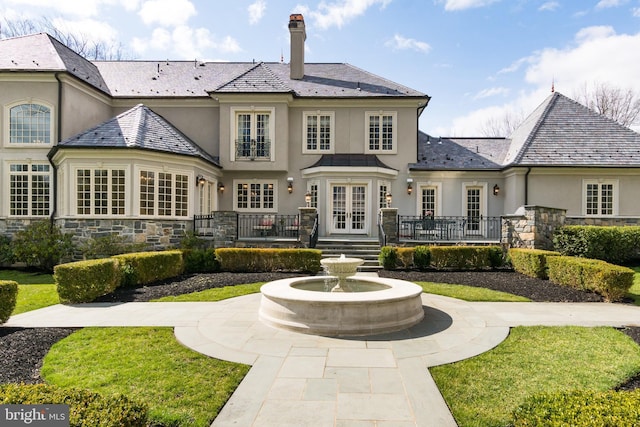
[139,170,189,217]
[234,180,276,212]
[303,112,334,153]
[464,185,485,233]
[9,103,51,144]
[232,109,273,160]
[76,169,126,216]
[378,181,390,209]
[421,187,437,217]
[584,180,617,216]
[9,163,50,216]
[365,111,396,153]
[308,182,319,208]
[199,182,216,214]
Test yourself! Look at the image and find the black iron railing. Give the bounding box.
[235,139,271,160]
[309,215,318,248]
[397,215,501,242]
[237,214,299,239]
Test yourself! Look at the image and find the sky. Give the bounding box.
[1,0,639,136]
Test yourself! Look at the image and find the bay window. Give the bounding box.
[9,163,50,216]
[139,170,189,217]
[76,169,126,216]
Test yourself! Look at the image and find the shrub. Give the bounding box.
[553,225,640,264]
[113,251,185,287]
[81,234,146,259]
[54,258,122,304]
[513,389,640,427]
[413,246,431,270]
[0,235,14,265]
[179,231,208,250]
[547,256,634,302]
[379,246,398,270]
[430,246,501,270]
[182,248,219,273]
[0,280,18,323]
[508,248,560,279]
[396,247,415,269]
[0,383,148,427]
[216,248,321,273]
[11,221,75,272]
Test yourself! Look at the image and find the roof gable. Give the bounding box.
[213,62,292,93]
[57,104,220,166]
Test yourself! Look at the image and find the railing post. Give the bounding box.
[298,206,317,248]
[379,208,398,245]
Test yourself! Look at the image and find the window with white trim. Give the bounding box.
[199,182,216,214]
[234,180,276,212]
[303,112,334,153]
[233,109,273,161]
[365,111,396,153]
[139,170,189,217]
[584,180,617,216]
[378,181,390,209]
[76,169,126,216]
[9,103,52,144]
[9,163,51,216]
[420,186,437,217]
[308,181,319,208]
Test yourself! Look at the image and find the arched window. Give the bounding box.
[10,103,51,144]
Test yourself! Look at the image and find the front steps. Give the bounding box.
[315,237,382,272]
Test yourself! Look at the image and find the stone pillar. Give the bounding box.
[209,211,238,248]
[501,205,566,250]
[298,207,318,247]
[379,208,398,245]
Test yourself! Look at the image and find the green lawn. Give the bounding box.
[418,281,530,302]
[153,282,264,302]
[431,326,640,427]
[42,327,249,427]
[0,270,58,315]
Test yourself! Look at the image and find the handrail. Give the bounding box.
[397,215,501,242]
[309,215,319,248]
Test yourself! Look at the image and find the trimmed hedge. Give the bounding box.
[553,225,640,264]
[216,248,322,273]
[379,245,503,270]
[0,280,18,323]
[0,383,148,427]
[508,248,560,279]
[182,248,219,273]
[513,389,640,427]
[113,250,184,287]
[54,258,122,304]
[546,255,634,302]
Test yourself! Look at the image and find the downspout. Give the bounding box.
[524,167,531,205]
[49,73,62,227]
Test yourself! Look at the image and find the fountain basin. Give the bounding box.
[259,276,424,336]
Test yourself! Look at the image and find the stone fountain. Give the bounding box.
[259,255,424,336]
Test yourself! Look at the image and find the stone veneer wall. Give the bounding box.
[565,217,640,226]
[501,206,566,250]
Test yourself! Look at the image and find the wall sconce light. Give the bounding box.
[385,192,392,208]
[287,177,294,194]
[218,182,225,192]
[305,191,312,207]
[406,178,413,195]
[196,175,206,186]
[493,184,500,196]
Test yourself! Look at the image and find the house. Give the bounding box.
[1,14,639,250]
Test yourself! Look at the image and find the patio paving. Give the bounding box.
[5,289,640,426]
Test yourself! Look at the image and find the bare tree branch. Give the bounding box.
[480,109,525,137]
[573,82,640,128]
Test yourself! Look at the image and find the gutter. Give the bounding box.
[524,167,531,205]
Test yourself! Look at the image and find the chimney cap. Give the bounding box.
[289,14,304,22]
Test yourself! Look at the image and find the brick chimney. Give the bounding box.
[288,14,306,80]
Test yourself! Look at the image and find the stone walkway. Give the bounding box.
[5,292,640,426]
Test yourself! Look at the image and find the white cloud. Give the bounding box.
[385,34,431,53]
[634,7,640,17]
[248,0,266,25]
[138,0,196,27]
[595,0,629,9]
[3,0,113,17]
[498,57,529,74]
[473,87,510,100]
[446,27,640,136]
[308,0,392,30]
[538,1,559,12]
[439,0,501,11]
[131,26,241,59]
[50,17,119,44]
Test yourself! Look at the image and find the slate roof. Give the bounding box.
[411,132,509,170]
[54,104,220,166]
[506,92,640,167]
[413,92,640,171]
[304,154,396,170]
[0,33,427,100]
[0,33,110,93]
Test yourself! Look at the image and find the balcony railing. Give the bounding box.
[235,139,271,160]
[194,213,300,239]
[398,215,501,242]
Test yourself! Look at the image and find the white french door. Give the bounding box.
[330,184,367,234]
